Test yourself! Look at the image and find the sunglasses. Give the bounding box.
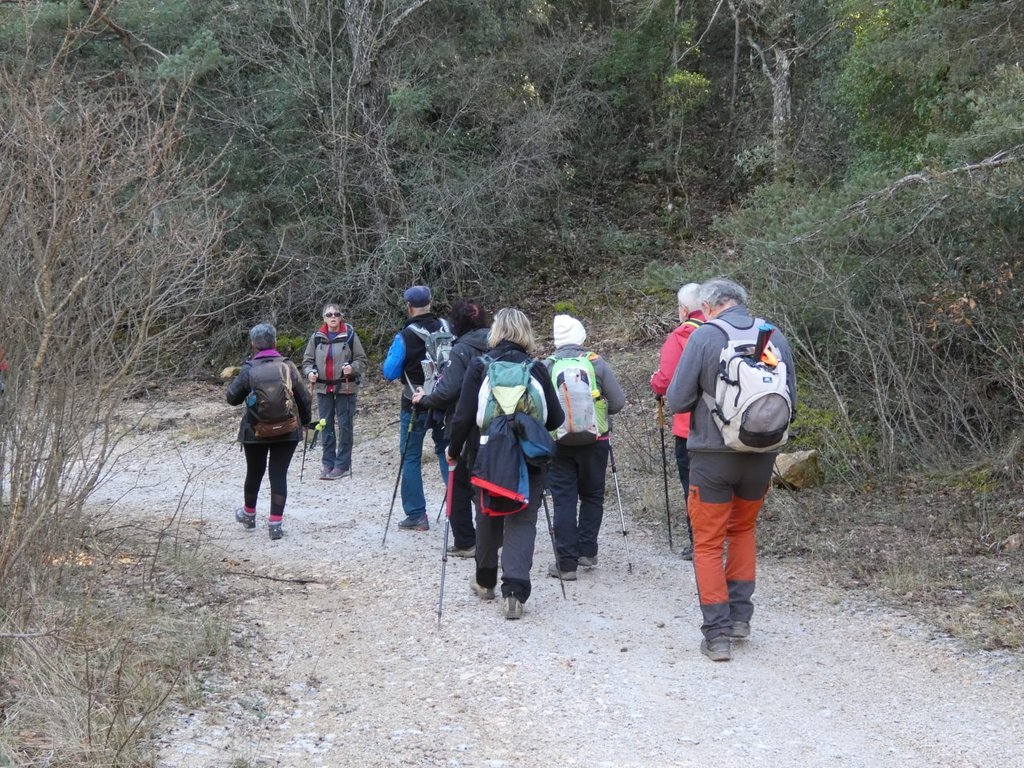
[324,312,342,318]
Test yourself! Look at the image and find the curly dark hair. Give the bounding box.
[449,299,490,337]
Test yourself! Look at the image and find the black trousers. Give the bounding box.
[449,457,477,549]
[674,435,695,545]
[243,440,298,517]
[547,440,610,570]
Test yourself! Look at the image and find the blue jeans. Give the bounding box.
[399,408,449,517]
[318,391,356,471]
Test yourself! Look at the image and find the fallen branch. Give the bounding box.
[0,629,56,639]
[226,570,323,585]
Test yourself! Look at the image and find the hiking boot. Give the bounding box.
[502,595,524,620]
[235,507,256,530]
[319,465,335,481]
[398,514,429,531]
[678,544,694,561]
[268,522,284,541]
[700,637,731,662]
[448,544,476,558]
[329,467,351,479]
[547,562,578,581]
[578,555,598,568]
[729,620,751,639]
[470,579,495,600]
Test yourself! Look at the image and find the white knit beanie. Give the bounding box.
[552,314,587,348]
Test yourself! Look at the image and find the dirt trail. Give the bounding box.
[101,386,1023,768]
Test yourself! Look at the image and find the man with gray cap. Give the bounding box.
[382,285,451,531]
[544,315,626,580]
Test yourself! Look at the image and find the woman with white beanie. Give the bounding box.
[544,315,627,580]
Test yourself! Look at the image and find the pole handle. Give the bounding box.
[752,323,774,361]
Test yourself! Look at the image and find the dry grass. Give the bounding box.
[0,520,231,766]
[758,481,1024,650]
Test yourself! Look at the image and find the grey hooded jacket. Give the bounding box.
[666,305,796,452]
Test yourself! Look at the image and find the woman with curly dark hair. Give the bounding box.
[412,299,491,556]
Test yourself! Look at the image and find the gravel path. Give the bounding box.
[103,389,1024,768]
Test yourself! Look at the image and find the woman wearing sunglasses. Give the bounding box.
[301,303,368,480]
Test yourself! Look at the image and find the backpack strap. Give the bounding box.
[704,317,730,335]
[315,325,355,351]
[683,318,704,330]
[407,323,429,343]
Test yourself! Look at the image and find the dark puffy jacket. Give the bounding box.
[226,351,312,443]
[419,326,490,426]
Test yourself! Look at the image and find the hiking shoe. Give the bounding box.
[678,544,694,561]
[502,595,524,620]
[268,522,284,541]
[578,555,598,568]
[729,621,751,639]
[235,508,256,530]
[448,544,476,558]
[700,637,731,662]
[319,466,335,481]
[398,514,429,531]
[329,467,351,479]
[470,580,495,601]
[547,562,578,581]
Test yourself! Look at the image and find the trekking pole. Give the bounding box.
[656,396,674,552]
[436,423,449,523]
[437,458,456,627]
[300,427,309,481]
[436,492,446,523]
[383,406,418,546]
[606,435,633,574]
[541,490,567,599]
[299,418,326,481]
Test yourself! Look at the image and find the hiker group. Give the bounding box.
[224,277,796,662]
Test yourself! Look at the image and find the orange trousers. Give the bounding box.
[688,489,765,639]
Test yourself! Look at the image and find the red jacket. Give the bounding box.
[650,311,706,438]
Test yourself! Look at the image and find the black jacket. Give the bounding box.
[392,312,448,406]
[447,340,564,468]
[226,352,312,443]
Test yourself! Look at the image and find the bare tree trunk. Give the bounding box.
[730,1,835,177]
[746,36,793,173]
[768,45,793,170]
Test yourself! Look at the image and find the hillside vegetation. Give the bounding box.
[1,1,1023,763]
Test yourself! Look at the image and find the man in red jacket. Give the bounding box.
[650,283,705,559]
